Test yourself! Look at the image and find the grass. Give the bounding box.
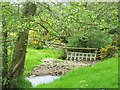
[16,47,64,88]
[35,57,118,88]
[16,76,33,88]
[22,47,118,88]
[24,47,64,76]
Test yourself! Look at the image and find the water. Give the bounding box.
[26,75,60,87]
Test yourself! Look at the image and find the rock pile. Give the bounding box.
[31,59,91,76]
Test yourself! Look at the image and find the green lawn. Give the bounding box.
[24,47,64,76]
[35,57,118,88]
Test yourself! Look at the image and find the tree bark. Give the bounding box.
[9,31,28,88]
[8,2,37,88]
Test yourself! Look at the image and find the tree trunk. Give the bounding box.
[8,2,37,88]
[0,3,2,90]
[8,31,28,88]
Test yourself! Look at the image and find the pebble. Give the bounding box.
[31,59,99,77]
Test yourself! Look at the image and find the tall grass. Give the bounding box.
[36,57,118,88]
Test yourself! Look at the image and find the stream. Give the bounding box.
[26,75,60,87]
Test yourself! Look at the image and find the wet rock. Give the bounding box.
[35,74,40,76]
[58,71,62,75]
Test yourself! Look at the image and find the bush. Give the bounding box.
[67,30,113,48]
[112,34,120,48]
[100,45,119,60]
[67,31,85,47]
[118,53,120,57]
[58,50,67,60]
[28,30,48,49]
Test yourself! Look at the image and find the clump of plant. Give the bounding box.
[100,45,119,60]
[112,35,120,48]
[118,53,120,57]
[28,30,48,49]
[58,51,67,60]
[28,40,44,49]
[67,30,113,48]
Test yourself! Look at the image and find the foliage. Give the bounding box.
[85,30,114,48]
[28,30,50,49]
[2,2,38,88]
[100,45,119,60]
[2,78,9,87]
[118,53,120,57]
[29,2,118,48]
[36,57,118,88]
[28,30,40,49]
[15,76,33,88]
[28,29,65,49]
[67,30,113,48]
[112,34,120,48]
[1,2,118,88]
[58,51,67,60]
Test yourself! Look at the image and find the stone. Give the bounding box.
[30,59,95,77]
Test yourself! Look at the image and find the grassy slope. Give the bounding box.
[36,57,118,88]
[24,47,63,75]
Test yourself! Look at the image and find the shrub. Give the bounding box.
[67,30,113,48]
[58,51,67,60]
[28,30,47,49]
[85,30,113,48]
[100,45,119,60]
[112,34,120,48]
[118,53,120,57]
[28,30,63,49]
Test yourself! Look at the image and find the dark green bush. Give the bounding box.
[67,30,113,48]
[35,45,44,49]
[58,50,67,60]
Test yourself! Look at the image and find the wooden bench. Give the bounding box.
[63,47,98,61]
